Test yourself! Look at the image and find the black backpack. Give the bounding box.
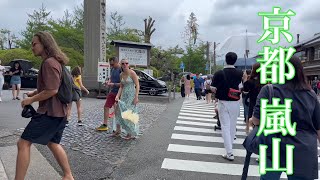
[57,65,81,104]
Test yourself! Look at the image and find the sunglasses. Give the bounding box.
[121,62,129,65]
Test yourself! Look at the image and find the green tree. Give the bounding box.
[150,45,184,76]
[182,12,199,46]
[18,4,52,49]
[181,43,207,73]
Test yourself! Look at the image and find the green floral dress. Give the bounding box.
[113,76,139,137]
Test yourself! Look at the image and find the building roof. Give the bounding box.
[110,40,153,47]
[294,33,320,47]
[304,38,320,46]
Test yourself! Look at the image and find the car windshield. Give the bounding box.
[144,72,156,80]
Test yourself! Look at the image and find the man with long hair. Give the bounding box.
[18,31,74,180]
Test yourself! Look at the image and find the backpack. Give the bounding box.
[317,81,320,89]
[57,65,81,104]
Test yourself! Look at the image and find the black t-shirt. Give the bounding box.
[211,68,242,101]
[243,79,263,118]
[10,67,22,76]
[253,84,320,179]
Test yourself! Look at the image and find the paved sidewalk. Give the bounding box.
[0,145,60,180]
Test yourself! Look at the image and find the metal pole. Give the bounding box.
[213,42,216,73]
[207,41,210,74]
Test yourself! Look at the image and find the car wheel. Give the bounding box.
[148,88,157,96]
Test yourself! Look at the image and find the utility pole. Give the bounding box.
[207,41,210,74]
[213,42,217,73]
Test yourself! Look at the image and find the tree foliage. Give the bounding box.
[182,12,199,46]
[18,4,52,49]
[180,43,207,74]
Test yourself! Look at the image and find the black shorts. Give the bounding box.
[21,114,67,145]
[205,89,212,94]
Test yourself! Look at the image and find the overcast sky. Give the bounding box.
[0,0,319,53]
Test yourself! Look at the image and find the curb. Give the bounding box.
[0,159,8,180]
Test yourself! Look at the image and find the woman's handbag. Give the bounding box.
[241,84,274,180]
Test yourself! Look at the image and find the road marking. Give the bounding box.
[179,112,216,118]
[180,109,215,115]
[176,120,246,130]
[177,116,246,126]
[167,144,258,158]
[174,126,248,136]
[161,158,288,178]
[171,133,245,144]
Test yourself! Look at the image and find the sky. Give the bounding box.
[0,0,319,57]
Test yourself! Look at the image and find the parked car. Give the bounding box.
[133,69,168,96]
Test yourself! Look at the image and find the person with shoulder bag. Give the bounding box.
[242,56,320,180]
[18,31,74,180]
[211,52,243,161]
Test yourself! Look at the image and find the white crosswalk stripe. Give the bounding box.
[161,97,318,179]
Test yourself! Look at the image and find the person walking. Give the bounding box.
[190,76,194,93]
[180,76,185,97]
[113,59,140,140]
[211,52,243,161]
[66,66,89,126]
[204,76,213,104]
[240,69,252,133]
[9,61,23,100]
[311,77,318,94]
[185,74,191,98]
[0,59,5,102]
[18,31,74,180]
[250,56,320,180]
[194,74,204,100]
[96,57,121,131]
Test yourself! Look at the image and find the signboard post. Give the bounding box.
[97,62,110,83]
[119,47,148,66]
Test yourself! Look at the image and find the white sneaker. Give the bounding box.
[0,97,2,102]
[222,154,234,161]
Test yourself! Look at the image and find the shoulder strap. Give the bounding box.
[222,69,230,88]
[267,84,273,104]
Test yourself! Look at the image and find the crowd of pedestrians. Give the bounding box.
[1,31,320,179]
[179,52,320,179]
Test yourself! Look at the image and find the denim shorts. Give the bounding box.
[21,113,67,145]
[10,75,21,85]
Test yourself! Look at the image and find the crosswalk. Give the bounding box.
[161,97,307,179]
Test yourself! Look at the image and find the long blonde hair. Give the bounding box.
[34,31,69,65]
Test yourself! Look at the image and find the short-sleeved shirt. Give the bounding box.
[74,75,81,89]
[253,84,320,179]
[10,67,23,76]
[212,67,242,101]
[110,67,121,93]
[37,58,67,117]
[194,78,204,89]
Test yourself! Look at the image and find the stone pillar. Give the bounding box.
[83,0,106,89]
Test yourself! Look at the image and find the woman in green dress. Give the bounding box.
[112,59,140,140]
